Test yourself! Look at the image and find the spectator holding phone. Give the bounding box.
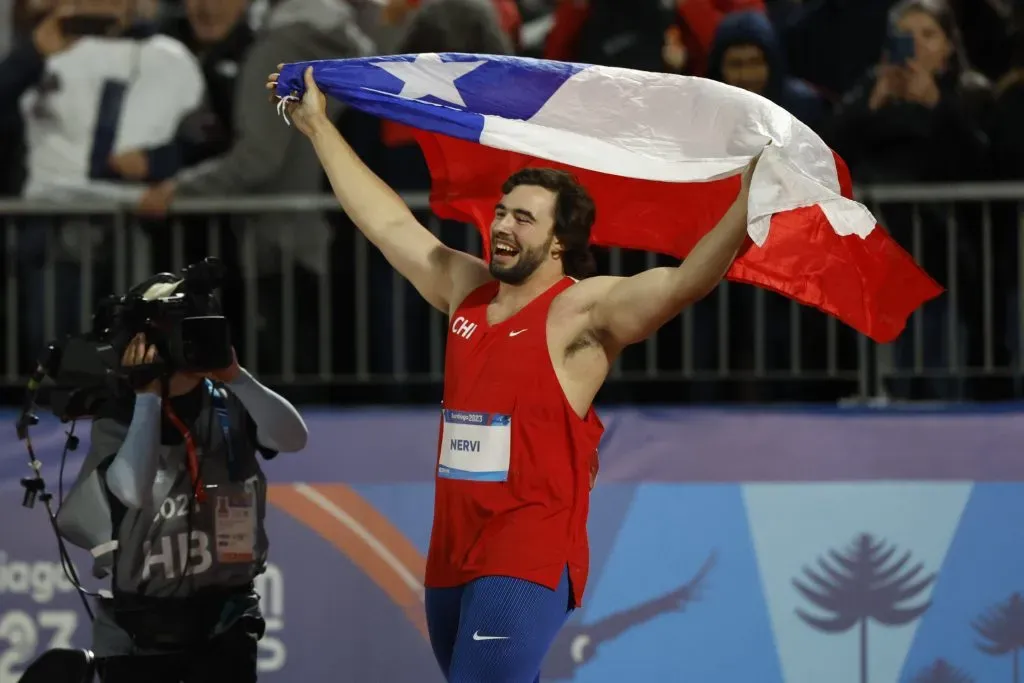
[822,0,992,400]
[824,0,990,184]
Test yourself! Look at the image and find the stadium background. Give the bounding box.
[2,0,1024,681]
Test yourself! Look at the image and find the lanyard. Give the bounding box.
[160,380,234,503]
[162,401,206,504]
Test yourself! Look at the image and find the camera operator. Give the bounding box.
[54,273,307,683]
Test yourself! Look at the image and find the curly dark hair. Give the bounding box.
[500,168,597,279]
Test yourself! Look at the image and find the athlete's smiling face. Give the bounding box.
[489,184,560,285]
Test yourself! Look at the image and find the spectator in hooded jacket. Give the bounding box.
[695,9,833,396]
[706,10,831,131]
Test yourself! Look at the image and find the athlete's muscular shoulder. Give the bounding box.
[444,250,493,316]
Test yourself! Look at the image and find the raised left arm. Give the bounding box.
[588,180,752,352]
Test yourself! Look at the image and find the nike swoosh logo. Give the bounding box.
[509,329,527,337]
[472,631,509,641]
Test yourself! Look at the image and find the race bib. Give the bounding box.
[438,410,512,482]
[214,480,257,563]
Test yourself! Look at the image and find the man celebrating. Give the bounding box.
[269,66,754,682]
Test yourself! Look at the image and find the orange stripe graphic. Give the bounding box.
[268,483,430,640]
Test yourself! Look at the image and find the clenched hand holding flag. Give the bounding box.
[275,53,941,343]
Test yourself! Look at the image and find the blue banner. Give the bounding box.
[1,405,1023,683]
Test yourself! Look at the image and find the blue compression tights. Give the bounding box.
[425,568,574,683]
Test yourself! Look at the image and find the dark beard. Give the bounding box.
[488,241,549,285]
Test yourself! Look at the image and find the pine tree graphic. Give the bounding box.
[973,592,1024,683]
[793,532,934,683]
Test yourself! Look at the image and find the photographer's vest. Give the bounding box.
[92,382,269,598]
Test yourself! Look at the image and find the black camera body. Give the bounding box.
[38,257,232,421]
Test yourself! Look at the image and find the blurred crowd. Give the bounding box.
[1,0,1022,400]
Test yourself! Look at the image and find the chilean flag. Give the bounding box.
[276,53,942,343]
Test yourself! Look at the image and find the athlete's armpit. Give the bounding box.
[442,248,492,316]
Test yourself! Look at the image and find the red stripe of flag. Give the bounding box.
[413,130,943,344]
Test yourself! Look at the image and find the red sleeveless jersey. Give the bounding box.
[425,277,604,607]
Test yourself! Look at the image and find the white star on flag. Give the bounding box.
[372,53,487,108]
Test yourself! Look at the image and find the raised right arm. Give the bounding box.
[306,115,490,314]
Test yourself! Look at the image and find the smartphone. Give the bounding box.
[887,30,916,65]
[59,13,120,37]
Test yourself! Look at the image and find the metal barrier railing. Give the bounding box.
[856,182,1024,400]
[0,184,1021,401]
